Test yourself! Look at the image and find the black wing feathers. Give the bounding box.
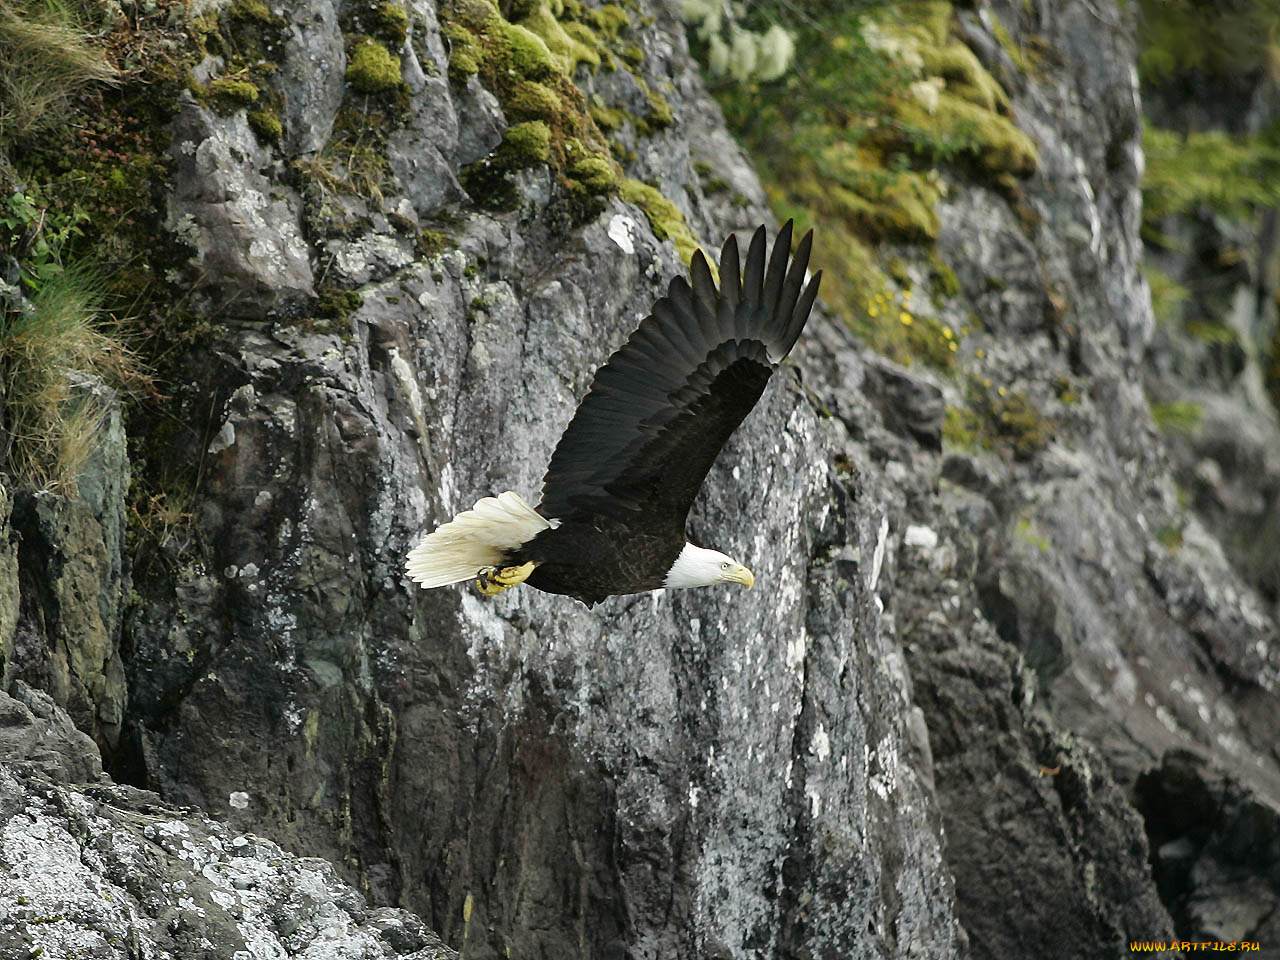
[537,221,821,526]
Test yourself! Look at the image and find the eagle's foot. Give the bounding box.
[474,561,536,596]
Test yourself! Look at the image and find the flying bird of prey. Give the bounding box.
[406,221,821,607]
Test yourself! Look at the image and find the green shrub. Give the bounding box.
[1142,122,1280,236]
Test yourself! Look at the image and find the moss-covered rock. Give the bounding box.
[437,0,633,220]
[200,77,259,112]
[506,79,562,122]
[248,108,282,144]
[372,2,409,46]
[346,39,402,93]
[502,22,559,80]
[587,95,626,132]
[567,151,618,194]
[620,179,704,267]
[517,6,600,75]
[316,287,364,321]
[461,121,553,209]
[501,120,552,165]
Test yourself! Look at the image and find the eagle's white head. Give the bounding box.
[663,542,755,590]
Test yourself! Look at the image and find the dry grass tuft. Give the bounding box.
[0,0,116,142]
[1,263,144,492]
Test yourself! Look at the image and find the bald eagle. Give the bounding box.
[406,221,821,607]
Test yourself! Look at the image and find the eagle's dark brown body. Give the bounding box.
[510,517,683,606]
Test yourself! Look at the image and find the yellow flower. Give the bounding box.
[961,325,970,335]
[997,386,1007,397]
[899,311,913,326]
[942,326,954,340]
[948,341,958,352]
[975,348,986,359]
[983,378,992,388]
[869,307,879,318]
[902,289,912,301]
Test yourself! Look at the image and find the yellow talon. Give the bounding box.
[474,561,537,595]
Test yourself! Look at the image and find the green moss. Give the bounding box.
[516,8,599,74]
[449,49,480,80]
[443,23,482,80]
[990,15,1043,76]
[632,81,673,135]
[1055,375,1080,406]
[897,91,1038,178]
[317,287,364,321]
[200,77,259,112]
[588,95,626,131]
[943,405,981,451]
[620,178,703,266]
[460,120,552,208]
[800,143,943,242]
[593,4,630,40]
[991,390,1053,459]
[346,39,402,93]
[229,0,275,24]
[567,152,619,194]
[945,382,1054,459]
[562,21,599,50]
[373,2,410,45]
[419,229,451,257]
[501,119,552,164]
[919,41,1010,115]
[1151,400,1203,434]
[502,22,558,79]
[507,79,562,121]
[437,0,633,222]
[928,254,960,298]
[248,109,282,144]
[1156,521,1185,552]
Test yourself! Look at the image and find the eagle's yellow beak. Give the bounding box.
[724,563,755,590]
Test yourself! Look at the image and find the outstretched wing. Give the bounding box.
[537,221,822,528]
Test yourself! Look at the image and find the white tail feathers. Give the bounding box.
[405,491,552,588]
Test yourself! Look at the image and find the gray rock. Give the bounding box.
[389,2,466,214]
[0,763,457,960]
[0,681,103,783]
[6,383,129,750]
[278,0,345,155]
[166,97,315,318]
[1137,750,1280,952]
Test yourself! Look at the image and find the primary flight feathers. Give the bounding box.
[407,221,821,607]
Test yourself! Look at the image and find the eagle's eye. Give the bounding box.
[720,561,729,570]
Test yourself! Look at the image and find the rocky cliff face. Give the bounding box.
[3,0,1279,957]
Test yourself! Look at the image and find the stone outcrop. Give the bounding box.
[0,686,456,959]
